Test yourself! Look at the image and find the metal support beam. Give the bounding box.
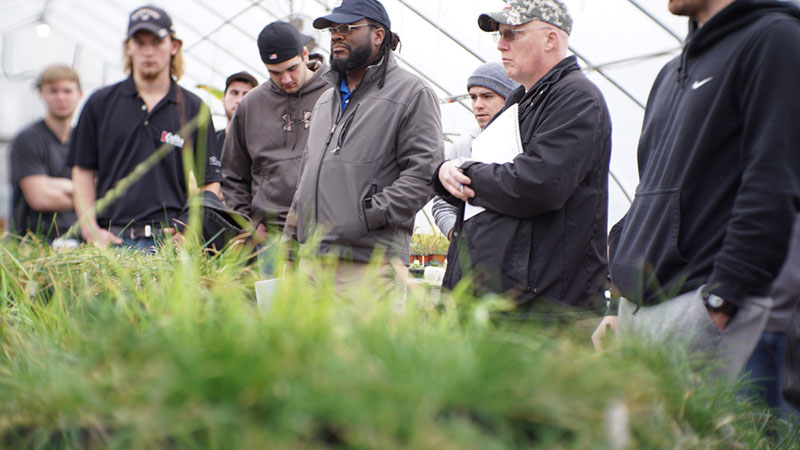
[569,47,644,110]
[394,0,486,63]
[626,0,684,44]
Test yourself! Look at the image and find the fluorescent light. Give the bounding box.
[36,22,50,38]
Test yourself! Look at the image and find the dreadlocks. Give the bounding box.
[368,20,400,89]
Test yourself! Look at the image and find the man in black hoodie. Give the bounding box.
[593,0,800,380]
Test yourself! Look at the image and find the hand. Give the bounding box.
[439,159,475,202]
[707,310,730,332]
[202,182,224,202]
[591,315,619,351]
[82,225,123,247]
[162,227,185,247]
[252,223,268,244]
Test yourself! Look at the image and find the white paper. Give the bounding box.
[463,103,523,221]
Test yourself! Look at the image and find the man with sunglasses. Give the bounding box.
[285,0,442,285]
[434,0,611,315]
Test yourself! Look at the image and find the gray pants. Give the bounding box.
[619,286,773,381]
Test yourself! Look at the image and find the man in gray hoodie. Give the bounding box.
[221,21,328,243]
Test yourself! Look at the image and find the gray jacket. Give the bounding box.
[221,61,329,229]
[432,127,479,238]
[288,53,443,262]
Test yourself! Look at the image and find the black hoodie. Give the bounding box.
[609,0,800,306]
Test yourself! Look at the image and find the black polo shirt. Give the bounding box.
[215,128,226,154]
[67,77,222,228]
[9,120,78,238]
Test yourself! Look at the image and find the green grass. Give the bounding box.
[0,236,795,449]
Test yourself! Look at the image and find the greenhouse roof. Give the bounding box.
[0,0,692,226]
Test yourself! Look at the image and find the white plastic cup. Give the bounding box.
[424,266,445,285]
[255,278,280,313]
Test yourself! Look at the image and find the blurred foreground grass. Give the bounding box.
[0,237,796,449]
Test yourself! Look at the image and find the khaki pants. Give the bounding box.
[298,257,408,301]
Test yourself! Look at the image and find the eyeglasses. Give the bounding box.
[491,26,551,43]
[324,23,376,36]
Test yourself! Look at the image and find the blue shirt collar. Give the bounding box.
[339,77,352,113]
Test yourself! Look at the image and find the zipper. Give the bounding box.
[312,92,348,228]
[313,79,366,227]
[332,103,359,154]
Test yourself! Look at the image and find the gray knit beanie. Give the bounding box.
[466,62,520,99]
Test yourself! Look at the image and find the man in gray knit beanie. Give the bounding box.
[432,62,519,239]
[467,61,520,129]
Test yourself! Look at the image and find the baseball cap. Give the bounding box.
[225,71,259,93]
[127,5,175,39]
[258,21,312,64]
[313,0,391,30]
[478,0,573,35]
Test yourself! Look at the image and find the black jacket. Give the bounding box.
[434,56,611,311]
[609,0,800,307]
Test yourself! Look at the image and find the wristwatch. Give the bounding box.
[701,290,738,317]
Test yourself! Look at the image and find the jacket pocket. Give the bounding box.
[610,189,688,303]
[316,159,380,246]
[252,156,303,216]
[361,183,387,232]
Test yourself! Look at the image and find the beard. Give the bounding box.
[329,42,374,75]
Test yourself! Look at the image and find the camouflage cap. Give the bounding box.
[478,0,572,35]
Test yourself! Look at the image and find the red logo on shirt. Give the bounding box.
[160,131,185,147]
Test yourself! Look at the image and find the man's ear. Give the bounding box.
[170,37,182,56]
[373,26,385,47]
[544,30,556,51]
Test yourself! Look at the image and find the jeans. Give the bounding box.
[256,238,280,277]
[743,331,800,422]
[119,237,158,254]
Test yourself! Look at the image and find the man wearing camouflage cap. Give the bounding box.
[433,0,612,314]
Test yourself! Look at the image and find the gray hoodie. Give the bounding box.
[288,53,443,262]
[221,61,329,229]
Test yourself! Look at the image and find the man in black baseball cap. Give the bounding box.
[312,0,391,30]
[67,4,223,249]
[221,21,329,273]
[283,0,442,288]
[216,71,258,148]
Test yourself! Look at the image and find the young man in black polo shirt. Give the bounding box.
[68,5,222,249]
[10,65,82,241]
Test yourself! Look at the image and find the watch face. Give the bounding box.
[708,295,724,308]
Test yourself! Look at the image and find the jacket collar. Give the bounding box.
[510,55,579,104]
[685,0,800,57]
